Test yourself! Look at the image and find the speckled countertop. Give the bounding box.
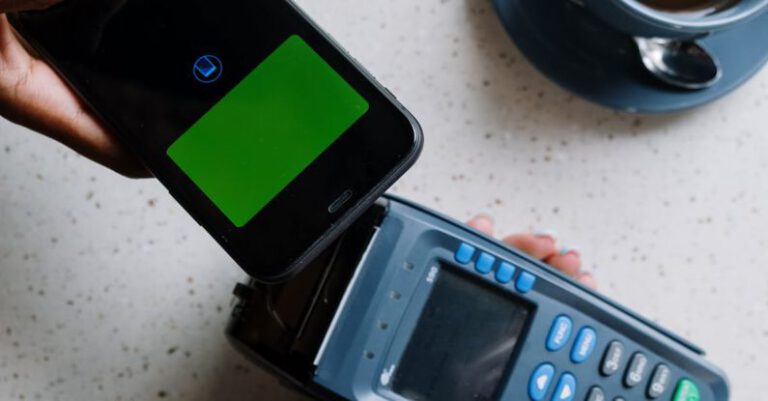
[1,1,767,400]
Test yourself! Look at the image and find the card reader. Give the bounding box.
[227,196,729,401]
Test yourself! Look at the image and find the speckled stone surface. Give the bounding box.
[1,1,767,400]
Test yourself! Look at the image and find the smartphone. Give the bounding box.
[9,0,422,282]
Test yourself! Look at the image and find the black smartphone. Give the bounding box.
[9,0,422,282]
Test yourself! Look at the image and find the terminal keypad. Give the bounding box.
[453,243,702,401]
[528,314,701,401]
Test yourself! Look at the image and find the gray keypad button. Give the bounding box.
[600,341,625,376]
[586,386,605,401]
[614,398,626,401]
[647,364,672,398]
[624,352,649,388]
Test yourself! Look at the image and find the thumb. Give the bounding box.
[0,15,149,178]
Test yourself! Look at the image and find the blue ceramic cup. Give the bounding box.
[581,0,768,38]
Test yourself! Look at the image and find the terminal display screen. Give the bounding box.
[392,267,532,401]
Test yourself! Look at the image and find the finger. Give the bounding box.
[0,16,149,177]
[577,272,598,290]
[7,60,149,178]
[544,248,582,278]
[0,0,62,13]
[503,233,557,261]
[466,214,494,236]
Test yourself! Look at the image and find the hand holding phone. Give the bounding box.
[9,0,423,281]
[0,0,147,177]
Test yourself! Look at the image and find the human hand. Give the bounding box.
[466,215,598,289]
[0,0,148,177]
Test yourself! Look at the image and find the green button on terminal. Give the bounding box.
[673,379,701,401]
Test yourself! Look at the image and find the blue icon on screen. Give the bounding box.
[193,55,223,83]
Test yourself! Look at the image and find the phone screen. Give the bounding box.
[168,35,369,228]
[12,0,421,280]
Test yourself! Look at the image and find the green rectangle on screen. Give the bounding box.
[168,35,369,227]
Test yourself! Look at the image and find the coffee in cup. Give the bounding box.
[637,0,740,14]
[581,0,766,39]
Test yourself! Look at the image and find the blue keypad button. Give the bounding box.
[570,327,597,364]
[552,373,577,401]
[528,363,555,401]
[495,261,516,283]
[475,252,496,275]
[516,271,537,293]
[546,315,573,352]
[455,243,476,265]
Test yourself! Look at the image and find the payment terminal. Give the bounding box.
[227,196,729,401]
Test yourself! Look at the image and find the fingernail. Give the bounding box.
[578,272,598,290]
[534,229,558,242]
[559,246,581,256]
[474,210,495,224]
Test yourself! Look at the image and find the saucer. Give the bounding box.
[492,0,768,113]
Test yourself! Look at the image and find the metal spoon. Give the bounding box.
[634,37,722,90]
